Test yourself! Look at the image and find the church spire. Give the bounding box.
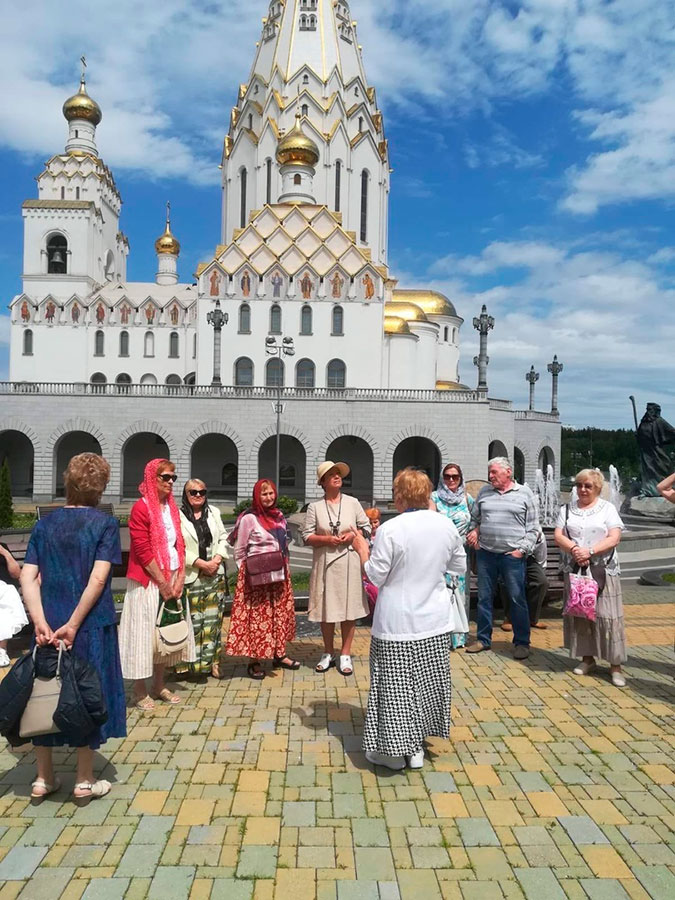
[155,202,180,285]
[63,57,102,156]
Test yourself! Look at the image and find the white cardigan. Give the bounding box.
[364,509,466,642]
[179,507,230,585]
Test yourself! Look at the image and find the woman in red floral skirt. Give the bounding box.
[225,480,300,679]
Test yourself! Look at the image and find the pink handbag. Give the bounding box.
[564,567,598,622]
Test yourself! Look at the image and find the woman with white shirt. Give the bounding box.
[352,467,466,770]
[554,469,627,687]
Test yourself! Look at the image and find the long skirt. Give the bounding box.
[0,581,28,641]
[174,575,227,675]
[119,579,196,680]
[225,563,296,660]
[563,572,627,665]
[363,632,452,757]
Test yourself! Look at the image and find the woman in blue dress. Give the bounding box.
[20,453,126,804]
[431,463,474,649]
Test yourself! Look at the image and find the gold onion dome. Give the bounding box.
[155,207,180,256]
[393,289,457,318]
[276,112,320,167]
[384,300,428,323]
[436,380,471,392]
[384,315,411,335]
[63,77,102,125]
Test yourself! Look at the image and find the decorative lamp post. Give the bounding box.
[547,355,564,415]
[207,300,228,386]
[526,365,539,411]
[265,335,296,489]
[473,304,495,394]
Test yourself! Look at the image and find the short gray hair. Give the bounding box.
[488,456,512,471]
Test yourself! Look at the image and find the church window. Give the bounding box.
[303,74,309,84]
[239,303,251,333]
[76,187,80,200]
[144,331,154,357]
[360,170,368,243]
[265,357,284,388]
[355,86,359,97]
[240,167,247,228]
[332,305,344,335]
[235,356,254,386]
[444,326,449,342]
[248,113,253,130]
[296,358,315,388]
[309,15,316,28]
[327,358,346,389]
[270,304,282,334]
[300,305,312,334]
[23,330,33,356]
[266,158,273,204]
[185,371,196,386]
[294,173,302,185]
[94,330,105,357]
[335,161,342,212]
[60,187,65,199]
[90,373,107,394]
[119,330,129,357]
[193,334,197,358]
[302,104,308,117]
[75,130,79,138]
[165,374,181,393]
[140,373,157,386]
[169,331,179,358]
[300,14,307,29]
[116,373,132,394]
[47,234,68,275]
[359,117,364,132]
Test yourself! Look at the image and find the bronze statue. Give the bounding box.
[632,399,675,497]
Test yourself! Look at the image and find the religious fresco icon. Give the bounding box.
[240,270,252,298]
[20,300,31,323]
[209,270,221,297]
[120,304,131,325]
[45,301,57,324]
[271,270,283,298]
[330,271,344,299]
[363,273,375,300]
[96,303,106,324]
[170,304,180,326]
[71,303,81,324]
[145,305,156,325]
[300,271,314,300]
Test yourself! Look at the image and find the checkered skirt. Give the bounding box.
[362,632,452,757]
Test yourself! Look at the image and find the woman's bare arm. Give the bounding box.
[657,472,675,504]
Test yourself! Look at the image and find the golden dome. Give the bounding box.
[384,300,428,323]
[63,78,102,126]
[384,315,411,335]
[393,289,457,318]
[436,380,471,392]
[276,112,320,167]
[155,204,180,255]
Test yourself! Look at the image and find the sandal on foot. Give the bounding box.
[135,695,155,711]
[338,655,353,676]
[247,662,266,680]
[273,657,301,670]
[73,780,111,806]
[315,653,334,673]
[31,778,61,800]
[154,688,181,704]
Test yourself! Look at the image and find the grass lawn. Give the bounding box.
[662,573,675,584]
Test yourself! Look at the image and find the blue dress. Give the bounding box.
[24,508,127,749]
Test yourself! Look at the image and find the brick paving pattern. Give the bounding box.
[0,584,674,899]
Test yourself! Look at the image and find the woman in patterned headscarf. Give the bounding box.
[118,459,195,709]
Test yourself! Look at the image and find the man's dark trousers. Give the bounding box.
[476,549,530,648]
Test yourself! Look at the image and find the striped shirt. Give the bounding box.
[470,483,540,555]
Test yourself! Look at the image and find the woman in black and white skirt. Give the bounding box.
[351,467,466,770]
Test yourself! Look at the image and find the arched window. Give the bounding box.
[300,14,307,28]
[303,74,309,84]
[266,357,284,388]
[270,304,282,334]
[266,158,273,204]
[140,373,157,386]
[60,187,65,200]
[240,167,247,228]
[335,160,341,212]
[94,330,104,357]
[444,326,449,342]
[302,104,309,117]
[248,113,253,130]
[75,187,80,200]
[119,330,129,357]
[23,329,33,356]
[331,305,344,335]
[169,331,179,358]
[358,116,364,132]
[235,357,254,386]
[296,358,315,388]
[327,358,346,389]
[300,305,312,335]
[116,373,132,394]
[165,374,181,394]
[192,334,197,358]
[360,170,368,243]
[294,173,302,185]
[239,303,251,333]
[144,331,154,357]
[47,234,67,274]
[309,14,316,28]
[90,373,107,394]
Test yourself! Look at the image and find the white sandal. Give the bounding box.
[31,778,61,801]
[73,779,111,806]
[338,655,353,676]
[315,653,334,673]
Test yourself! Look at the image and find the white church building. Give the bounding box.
[2,0,560,504]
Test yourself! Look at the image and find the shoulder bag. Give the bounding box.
[246,551,285,587]
[155,597,190,659]
[19,641,65,740]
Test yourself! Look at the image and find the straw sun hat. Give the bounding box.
[316,461,350,485]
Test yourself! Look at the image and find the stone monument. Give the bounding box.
[627,399,675,521]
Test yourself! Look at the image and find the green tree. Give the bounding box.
[0,459,13,529]
[561,427,642,485]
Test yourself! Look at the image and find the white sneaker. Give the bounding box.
[406,750,425,769]
[573,660,596,676]
[365,750,406,770]
[0,648,10,668]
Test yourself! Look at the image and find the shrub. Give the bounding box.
[232,495,299,517]
[233,498,252,517]
[0,460,12,529]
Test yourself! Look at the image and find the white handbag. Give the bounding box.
[19,641,65,740]
[447,578,469,635]
[154,598,190,659]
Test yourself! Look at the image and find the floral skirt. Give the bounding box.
[224,564,296,660]
[175,575,227,675]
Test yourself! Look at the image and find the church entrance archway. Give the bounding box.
[54,432,102,497]
[0,430,34,497]
[489,440,509,461]
[393,437,441,485]
[191,434,239,500]
[326,436,374,503]
[122,433,170,498]
[538,446,555,474]
[258,436,306,501]
[513,447,526,485]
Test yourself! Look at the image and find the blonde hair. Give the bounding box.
[185,478,206,492]
[156,460,175,476]
[575,468,604,495]
[64,453,110,506]
[393,467,432,510]
[364,507,380,523]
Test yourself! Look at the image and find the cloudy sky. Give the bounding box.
[1,0,673,428]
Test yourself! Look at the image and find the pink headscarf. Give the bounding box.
[139,458,185,581]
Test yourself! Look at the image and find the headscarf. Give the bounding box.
[181,483,213,561]
[228,479,289,557]
[436,464,466,507]
[139,458,186,582]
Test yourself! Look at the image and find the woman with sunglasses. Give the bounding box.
[119,459,195,708]
[430,463,474,649]
[177,479,229,679]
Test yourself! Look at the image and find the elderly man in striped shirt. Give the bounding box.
[466,457,540,660]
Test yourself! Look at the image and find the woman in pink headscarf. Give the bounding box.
[118,459,195,709]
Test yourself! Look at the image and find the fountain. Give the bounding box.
[609,465,622,512]
[533,466,560,527]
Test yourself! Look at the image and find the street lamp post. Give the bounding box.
[526,365,540,411]
[207,300,229,386]
[265,336,295,489]
[547,354,564,415]
[473,305,495,394]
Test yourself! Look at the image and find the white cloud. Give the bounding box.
[0,315,9,347]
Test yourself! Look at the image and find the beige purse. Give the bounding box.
[154,598,190,659]
[19,642,65,740]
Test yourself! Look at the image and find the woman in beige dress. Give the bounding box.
[303,461,370,676]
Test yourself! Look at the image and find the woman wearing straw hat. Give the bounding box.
[303,461,370,675]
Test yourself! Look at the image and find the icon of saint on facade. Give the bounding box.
[300,272,314,300]
[331,272,344,299]
[145,305,156,324]
[271,270,283,298]
[45,301,56,323]
[120,304,131,325]
[241,270,252,297]
[170,304,180,325]
[96,303,106,324]
[363,273,375,300]
[71,303,80,323]
[20,300,31,323]
[210,270,221,297]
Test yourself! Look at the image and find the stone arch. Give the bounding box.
[250,424,313,462]
[181,421,245,461]
[114,420,178,462]
[513,445,527,485]
[488,439,510,462]
[46,419,110,460]
[318,424,379,462]
[385,426,448,477]
[0,419,39,498]
[537,442,556,474]
[0,418,41,454]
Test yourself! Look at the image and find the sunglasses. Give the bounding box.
[576,483,594,490]
[444,474,461,481]
[158,473,177,483]
[188,489,207,497]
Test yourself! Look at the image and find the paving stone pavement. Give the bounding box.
[1,590,674,900]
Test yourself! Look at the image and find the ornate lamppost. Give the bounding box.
[526,365,539,411]
[207,300,228,386]
[473,304,495,395]
[547,355,564,415]
[265,336,295,489]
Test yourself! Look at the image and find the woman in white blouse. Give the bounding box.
[554,469,626,687]
[352,467,466,770]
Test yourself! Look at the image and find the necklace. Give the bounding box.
[325,495,342,537]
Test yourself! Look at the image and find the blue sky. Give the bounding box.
[1,0,674,429]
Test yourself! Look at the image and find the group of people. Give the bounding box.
[0,448,654,793]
